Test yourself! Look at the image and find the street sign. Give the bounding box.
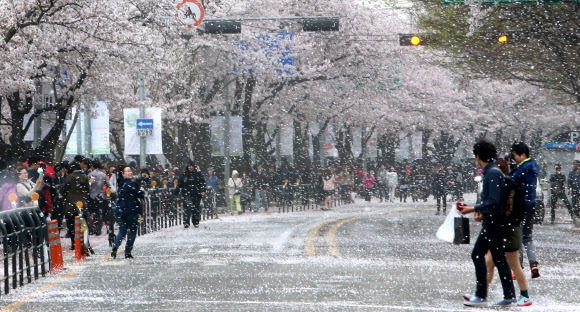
[136,118,154,136]
[176,0,204,28]
[443,0,579,4]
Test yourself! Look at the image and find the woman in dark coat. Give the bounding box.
[111,165,144,259]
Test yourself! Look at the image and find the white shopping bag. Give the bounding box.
[436,203,463,243]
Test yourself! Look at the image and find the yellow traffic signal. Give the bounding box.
[399,34,428,46]
[410,35,421,46]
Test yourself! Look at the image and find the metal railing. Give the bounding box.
[0,207,49,296]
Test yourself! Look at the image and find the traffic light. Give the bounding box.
[497,34,510,44]
[399,34,428,46]
[302,17,340,32]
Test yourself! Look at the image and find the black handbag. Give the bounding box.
[453,216,470,244]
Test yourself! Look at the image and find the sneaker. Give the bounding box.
[492,298,517,307]
[464,296,488,307]
[435,211,440,215]
[530,261,540,279]
[463,293,474,301]
[517,296,532,307]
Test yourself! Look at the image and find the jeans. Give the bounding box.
[255,189,268,211]
[183,196,202,226]
[472,220,515,300]
[519,210,537,265]
[377,183,388,201]
[113,213,139,256]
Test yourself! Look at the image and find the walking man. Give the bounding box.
[510,142,540,278]
[549,164,574,224]
[176,161,206,228]
[458,140,516,307]
[377,164,388,202]
[568,160,580,226]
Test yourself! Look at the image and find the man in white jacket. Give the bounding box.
[386,167,398,203]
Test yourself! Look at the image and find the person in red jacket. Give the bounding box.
[363,170,375,202]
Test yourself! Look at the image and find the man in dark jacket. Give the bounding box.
[510,142,540,279]
[459,140,515,307]
[251,164,269,212]
[567,160,580,224]
[176,161,206,228]
[549,164,573,224]
[62,163,89,250]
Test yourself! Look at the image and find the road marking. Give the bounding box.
[327,217,358,256]
[306,217,358,256]
[1,270,79,312]
[306,219,340,256]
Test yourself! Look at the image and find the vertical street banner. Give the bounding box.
[124,107,163,155]
[308,122,321,159]
[396,132,411,162]
[280,126,293,156]
[210,116,243,157]
[90,101,110,154]
[366,129,378,158]
[323,124,339,158]
[411,131,423,160]
[65,107,84,155]
[352,127,362,158]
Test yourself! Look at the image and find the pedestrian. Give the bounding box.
[175,160,206,228]
[549,164,574,224]
[0,172,20,211]
[363,170,375,202]
[377,164,388,203]
[87,160,109,236]
[399,168,411,203]
[62,163,89,250]
[464,158,533,307]
[322,169,336,210]
[251,164,269,212]
[16,167,42,206]
[509,141,540,279]
[228,170,243,215]
[205,167,220,194]
[567,160,580,225]
[458,140,516,307]
[432,164,447,215]
[386,167,398,203]
[111,165,144,259]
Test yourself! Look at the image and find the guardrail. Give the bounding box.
[0,206,49,296]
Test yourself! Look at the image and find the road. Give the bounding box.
[1,193,579,311]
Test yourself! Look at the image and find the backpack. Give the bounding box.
[504,177,525,228]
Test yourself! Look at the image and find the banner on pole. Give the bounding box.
[124,107,163,155]
[352,127,362,158]
[411,131,422,160]
[323,124,338,158]
[366,129,378,158]
[211,116,243,157]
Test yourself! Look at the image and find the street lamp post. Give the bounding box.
[139,79,146,167]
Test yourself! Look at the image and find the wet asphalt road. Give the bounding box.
[1,193,579,311]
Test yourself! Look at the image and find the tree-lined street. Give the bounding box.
[1,195,579,311]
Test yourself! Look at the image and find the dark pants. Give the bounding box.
[377,183,388,201]
[113,213,139,256]
[550,192,574,222]
[183,196,202,226]
[88,197,106,235]
[472,220,515,300]
[435,194,447,212]
[571,190,580,219]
